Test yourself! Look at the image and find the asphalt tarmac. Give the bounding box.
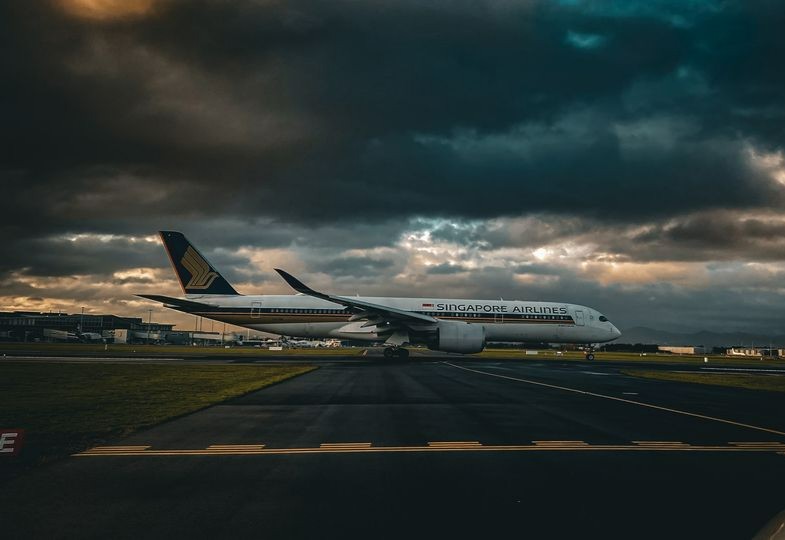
[3,356,785,539]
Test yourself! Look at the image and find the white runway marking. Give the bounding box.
[701,367,785,374]
[444,362,785,437]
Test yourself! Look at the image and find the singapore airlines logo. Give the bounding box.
[181,246,219,289]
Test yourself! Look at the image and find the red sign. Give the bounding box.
[0,429,25,456]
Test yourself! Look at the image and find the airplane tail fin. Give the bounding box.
[158,231,240,295]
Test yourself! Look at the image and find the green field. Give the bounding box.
[0,342,364,357]
[623,369,785,393]
[0,362,315,473]
[475,348,785,366]
[2,343,783,367]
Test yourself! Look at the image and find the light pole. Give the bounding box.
[147,309,152,343]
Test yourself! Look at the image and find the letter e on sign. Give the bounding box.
[0,429,25,456]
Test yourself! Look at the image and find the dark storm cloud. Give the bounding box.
[417,210,785,263]
[426,263,469,275]
[662,214,785,246]
[179,219,408,252]
[3,0,784,233]
[0,235,157,277]
[317,256,400,278]
[627,212,785,261]
[513,263,563,276]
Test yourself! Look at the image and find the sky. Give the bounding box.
[2,0,785,333]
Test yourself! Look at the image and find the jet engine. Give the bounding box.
[431,320,486,354]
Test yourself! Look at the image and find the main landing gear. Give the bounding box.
[383,347,409,359]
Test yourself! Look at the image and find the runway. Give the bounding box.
[3,358,785,539]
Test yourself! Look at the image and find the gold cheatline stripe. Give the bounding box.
[190,312,574,325]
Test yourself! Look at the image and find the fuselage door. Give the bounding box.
[574,309,585,326]
[251,301,262,319]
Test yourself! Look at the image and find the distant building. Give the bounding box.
[0,311,174,343]
[658,345,707,355]
[726,347,783,357]
[165,331,242,346]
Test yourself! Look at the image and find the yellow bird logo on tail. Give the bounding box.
[181,246,219,289]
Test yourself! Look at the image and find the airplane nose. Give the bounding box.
[610,324,621,338]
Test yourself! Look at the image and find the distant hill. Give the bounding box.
[618,327,785,348]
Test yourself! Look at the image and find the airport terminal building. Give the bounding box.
[0,311,175,343]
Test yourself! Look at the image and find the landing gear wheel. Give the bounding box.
[585,353,595,361]
[384,347,409,359]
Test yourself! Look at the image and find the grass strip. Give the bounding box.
[622,369,785,393]
[0,362,315,474]
[0,343,364,357]
[475,349,785,366]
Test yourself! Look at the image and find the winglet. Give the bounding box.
[274,269,314,294]
[274,269,333,302]
[274,269,437,324]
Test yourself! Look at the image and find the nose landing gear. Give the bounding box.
[383,347,409,359]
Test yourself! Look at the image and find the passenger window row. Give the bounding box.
[268,309,346,314]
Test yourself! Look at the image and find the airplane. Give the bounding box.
[138,231,621,359]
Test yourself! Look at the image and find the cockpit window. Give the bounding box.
[598,315,608,322]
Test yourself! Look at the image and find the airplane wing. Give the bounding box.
[135,294,214,312]
[274,269,438,331]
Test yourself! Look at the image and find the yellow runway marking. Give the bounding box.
[320,442,372,448]
[444,362,785,437]
[207,445,266,450]
[533,440,589,446]
[74,442,785,457]
[428,441,482,447]
[89,446,151,451]
[729,442,783,446]
[632,441,689,446]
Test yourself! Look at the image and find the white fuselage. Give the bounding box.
[179,294,621,344]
